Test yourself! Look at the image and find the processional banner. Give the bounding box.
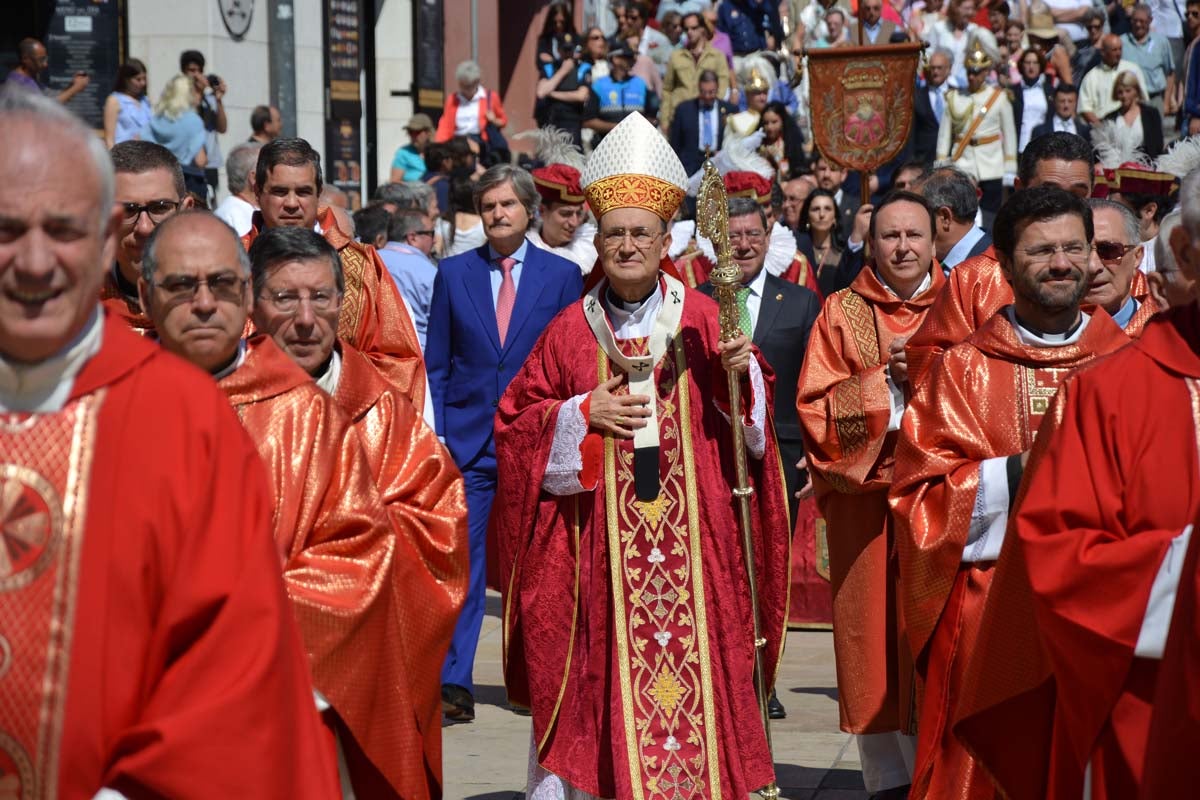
[805,43,924,173]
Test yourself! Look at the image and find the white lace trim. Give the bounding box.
[526,735,610,800]
[542,394,591,496]
[713,357,767,460]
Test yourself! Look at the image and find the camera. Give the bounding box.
[207,74,221,90]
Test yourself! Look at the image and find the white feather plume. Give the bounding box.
[685,130,774,195]
[513,126,587,171]
[1156,135,1200,180]
[1090,121,1151,169]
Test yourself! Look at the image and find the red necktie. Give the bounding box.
[495,256,516,345]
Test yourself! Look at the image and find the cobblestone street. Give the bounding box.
[444,593,868,800]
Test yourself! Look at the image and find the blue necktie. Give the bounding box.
[700,106,714,151]
[933,89,945,123]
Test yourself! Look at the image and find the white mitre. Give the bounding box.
[581,112,689,222]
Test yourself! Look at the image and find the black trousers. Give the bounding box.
[979,179,1002,230]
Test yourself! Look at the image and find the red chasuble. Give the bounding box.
[1141,510,1200,799]
[242,208,427,410]
[0,313,338,797]
[218,335,418,799]
[796,264,944,735]
[890,310,1129,800]
[494,286,790,800]
[906,255,1157,389]
[333,342,470,798]
[952,304,1200,800]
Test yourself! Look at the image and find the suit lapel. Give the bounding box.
[464,246,503,352]
[501,246,550,355]
[754,275,784,345]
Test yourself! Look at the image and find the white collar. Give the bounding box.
[212,340,248,380]
[876,268,933,299]
[744,263,769,296]
[605,281,665,339]
[313,347,343,395]
[0,307,103,413]
[1006,306,1091,347]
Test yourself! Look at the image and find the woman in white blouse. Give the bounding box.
[1104,70,1164,158]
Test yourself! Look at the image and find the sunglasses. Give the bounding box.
[1094,240,1138,262]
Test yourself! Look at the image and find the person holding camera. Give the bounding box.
[180,50,227,202]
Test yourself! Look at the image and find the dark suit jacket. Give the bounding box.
[698,272,820,514]
[911,83,944,163]
[1104,103,1164,158]
[426,240,583,467]
[943,228,994,272]
[1010,80,1054,142]
[1030,116,1092,142]
[668,98,738,177]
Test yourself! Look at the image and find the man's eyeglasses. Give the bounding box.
[154,272,246,303]
[1094,240,1138,262]
[729,230,767,243]
[119,200,180,227]
[1022,241,1090,264]
[601,227,662,249]
[412,229,435,237]
[262,288,341,313]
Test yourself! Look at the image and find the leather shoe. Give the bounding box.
[441,683,475,721]
[868,785,911,799]
[767,688,786,719]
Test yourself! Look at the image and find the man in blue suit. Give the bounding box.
[667,69,737,178]
[427,164,583,720]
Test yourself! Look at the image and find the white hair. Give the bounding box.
[0,85,114,228]
[1156,209,1181,272]
[1181,168,1200,240]
[456,60,482,86]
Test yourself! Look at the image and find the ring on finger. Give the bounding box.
[616,415,625,425]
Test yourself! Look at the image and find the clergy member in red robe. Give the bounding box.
[1140,509,1200,799]
[102,140,197,336]
[891,187,1130,800]
[905,131,1098,387]
[140,211,417,799]
[797,190,946,797]
[0,89,339,797]
[953,172,1200,800]
[240,137,427,410]
[248,225,471,798]
[495,113,791,800]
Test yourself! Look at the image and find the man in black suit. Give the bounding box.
[919,165,994,273]
[699,196,820,522]
[911,49,952,164]
[667,69,736,177]
[699,195,820,721]
[1031,83,1092,141]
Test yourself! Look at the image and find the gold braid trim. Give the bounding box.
[838,291,881,368]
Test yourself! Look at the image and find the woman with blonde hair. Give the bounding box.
[141,74,208,197]
[1104,70,1164,158]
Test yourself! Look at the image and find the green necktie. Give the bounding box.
[736,286,753,338]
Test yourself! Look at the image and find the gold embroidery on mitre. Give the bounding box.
[585,174,686,222]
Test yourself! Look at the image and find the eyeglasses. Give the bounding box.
[154,272,246,303]
[601,227,662,249]
[119,200,180,227]
[262,288,341,313]
[1094,240,1138,262]
[1022,241,1090,263]
[588,33,606,39]
[412,229,435,237]
[729,230,767,243]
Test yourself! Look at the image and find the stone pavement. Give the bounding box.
[444,592,868,800]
